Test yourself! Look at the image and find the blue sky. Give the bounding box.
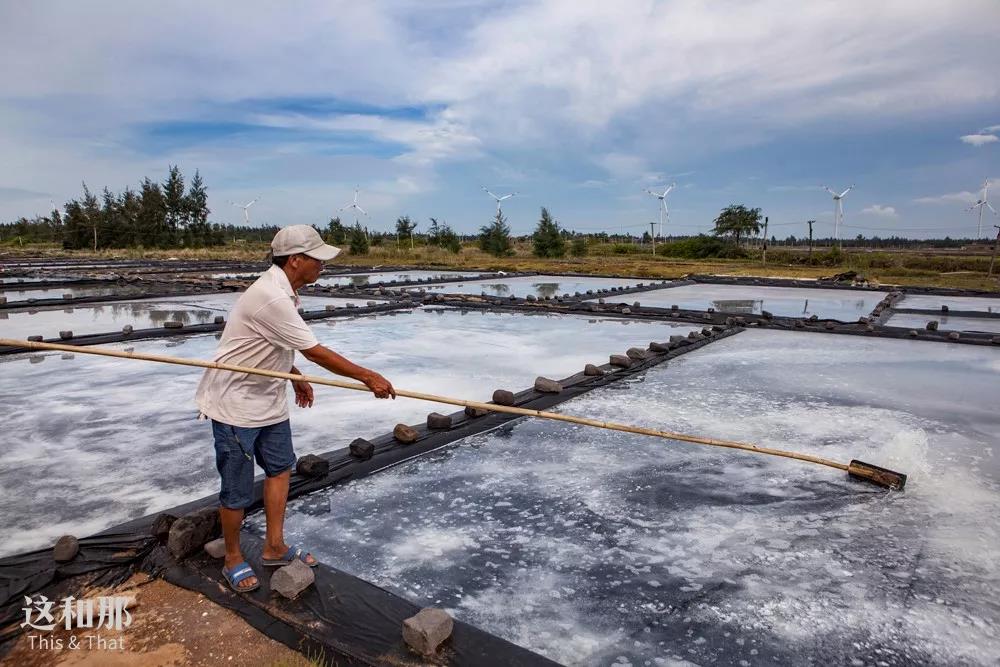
[1,1,998,239]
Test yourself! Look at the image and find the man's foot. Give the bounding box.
[262,543,318,567]
[222,559,259,593]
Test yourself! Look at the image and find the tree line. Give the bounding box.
[0,166,231,250]
[2,174,986,256]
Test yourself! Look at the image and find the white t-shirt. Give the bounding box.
[195,265,319,427]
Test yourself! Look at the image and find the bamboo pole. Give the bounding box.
[0,338,907,488]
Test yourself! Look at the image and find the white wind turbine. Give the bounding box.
[823,184,854,243]
[340,186,370,240]
[482,186,517,215]
[966,179,997,239]
[230,196,260,225]
[644,183,676,238]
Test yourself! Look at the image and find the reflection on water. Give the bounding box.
[0,286,125,301]
[534,283,561,298]
[440,275,642,299]
[628,285,886,320]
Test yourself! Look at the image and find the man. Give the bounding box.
[196,225,395,593]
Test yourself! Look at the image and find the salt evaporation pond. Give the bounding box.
[422,274,646,298]
[314,270,481,288]
[257,330,1000,666]
[0,309,698,556]
[611,283,887,320]
[886,313,1000,334]
[0,293,363,340]
[897,294,1000,313]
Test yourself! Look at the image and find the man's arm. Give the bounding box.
[299,344,396,399]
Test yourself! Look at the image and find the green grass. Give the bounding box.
[3,241,998,291]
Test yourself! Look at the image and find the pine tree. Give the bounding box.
[531,207,565,258]
[185,170,210,246]
[49,206,64,245]
[326,217,347,245]
[427,218,442,246]
[427,217,460,252]
[571,235,588,257]
[479,211,514,257]
[62,200,88,250]
[80,184,101,251]
[100,187,119,248]
[439,225,461,253]
[162,166,186,246]
[349,222,369,255]
[137,178,166,247]
[119,188,141,246]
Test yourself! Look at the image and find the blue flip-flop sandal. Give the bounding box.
[222,561,260,593]
[261,544,318,568]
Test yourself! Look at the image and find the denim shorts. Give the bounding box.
[212,419,295,509]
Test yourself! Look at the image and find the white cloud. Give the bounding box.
[913,185,995,205]
[960,134,999,146]
[982,124,1000,133]
[861,204,898,218]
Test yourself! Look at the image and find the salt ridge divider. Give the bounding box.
[0,324,742,665]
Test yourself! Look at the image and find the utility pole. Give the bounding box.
[989,225,1000,278]
[650,222,656,255]
[807,220,815,259]
[762,216,769,266]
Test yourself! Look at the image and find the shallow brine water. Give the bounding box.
[886,313,1000,334]
[897,294,1000,313]
[314,270,481,288]
[0,293,362,340]
[0,309,696,556]
[0,285,132,301]
[612,284,887,321]
[416,274,648,298]
[254,330,999,666]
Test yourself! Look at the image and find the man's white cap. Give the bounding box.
[271,225,341,261]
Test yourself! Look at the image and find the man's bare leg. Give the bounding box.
[219,506,257,589]
[261,470,315,565]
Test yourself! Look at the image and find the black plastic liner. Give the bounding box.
[0,530,560,666]
[0,324,741,664]
[156,538,562,666]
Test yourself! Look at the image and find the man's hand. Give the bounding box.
[292,378,314,408]
[362,371,396,399]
